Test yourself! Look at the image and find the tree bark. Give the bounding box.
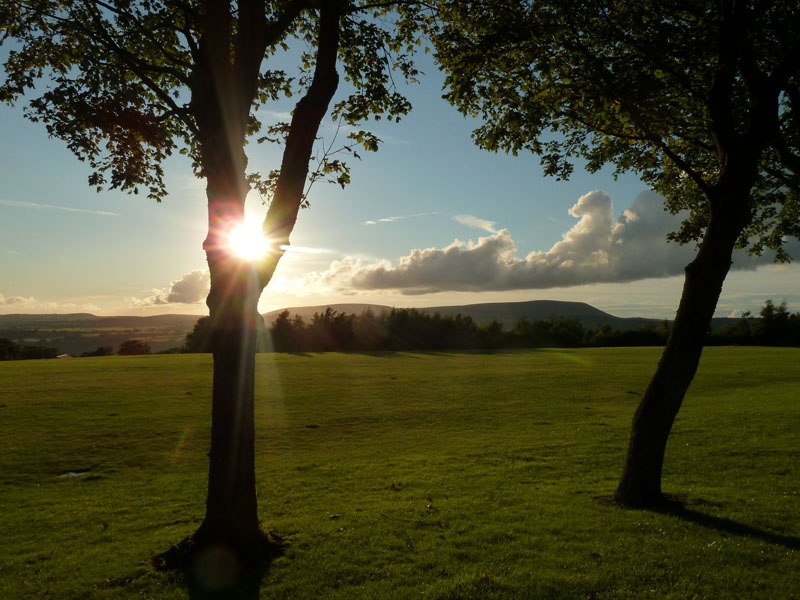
[197,217,264,549]
[614,191,752,507]
[189,1,342,559]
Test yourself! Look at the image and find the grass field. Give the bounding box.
[1,347,798,599]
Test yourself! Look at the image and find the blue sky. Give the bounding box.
[1,52,798,318]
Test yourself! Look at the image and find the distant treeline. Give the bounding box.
[180,298,800,354]
[0,338,59,360]
[0,337,153,360]
[3,300,798,360]
[707,300,800,346]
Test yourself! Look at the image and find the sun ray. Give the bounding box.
[228,222,270,261]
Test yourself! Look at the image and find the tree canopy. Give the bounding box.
[434,0,800,258]
[1,0,423,204]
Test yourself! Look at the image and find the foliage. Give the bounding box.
[80,346,115,357]
[0,0,428,204]
[183,316,212,353]
[709,299,800,346]
[433,0,800,258]
[117,339,151,355]
[0,337,59,360]
[266,301,800,353]
[1,349,799,598]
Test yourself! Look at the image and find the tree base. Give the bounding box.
[153,527,283,599]
[613,487,684,510]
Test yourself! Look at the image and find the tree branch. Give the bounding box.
[88,0,194,72]
[708,0,745,159]
[81,3,195,131]
[771,128,800,177]
[258,1,341,287]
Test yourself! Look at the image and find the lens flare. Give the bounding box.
[229,222,270,261]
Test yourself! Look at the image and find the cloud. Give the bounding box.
[453,214,498,233]
[363,212,433,226]
[0,293,100,314]
[0,199,117,216]
[0,293,37,306]
[289,190,796,295]
[131,270,210,306]
[257,109,292,121]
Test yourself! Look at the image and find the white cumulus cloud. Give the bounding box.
[130,269,210,306]
[285,190,796,295]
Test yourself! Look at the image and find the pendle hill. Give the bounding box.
[0,300,741,357]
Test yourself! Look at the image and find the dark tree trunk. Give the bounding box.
[186,1,342,562]
[614,191,752,507]
[197,241,264,549]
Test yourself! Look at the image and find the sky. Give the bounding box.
[1,51,798,319]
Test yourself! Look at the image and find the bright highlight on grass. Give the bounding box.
[228,222,271,261]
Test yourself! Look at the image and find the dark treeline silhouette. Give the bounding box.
[0,338,58,360]
[265,308,667,352]
[708,300,800,347]
[184,316,270,354]
[3,300,796,361]
[81,346,114,357]
[262,299,800,354]
[117,339,152,355]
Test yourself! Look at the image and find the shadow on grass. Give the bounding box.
[153,533,284,600]
[660,504,800,551]
[598,494,800,551]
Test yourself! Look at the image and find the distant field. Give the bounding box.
[1,348,798,599]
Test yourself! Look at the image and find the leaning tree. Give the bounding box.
[1,0,426,560]
[432,0,800,506]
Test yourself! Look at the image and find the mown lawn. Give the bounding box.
[0,347,798,598]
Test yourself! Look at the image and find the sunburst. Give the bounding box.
[228,222,270,261]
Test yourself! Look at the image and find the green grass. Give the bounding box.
[1,348,798,598]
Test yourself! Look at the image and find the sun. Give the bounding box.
[228,222,270,261]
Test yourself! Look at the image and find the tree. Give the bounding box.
[1,0,426,565]
[81,346,115,357]
[268,310,295,352]
[754,299,791,345]
[433,0,800,506]
[118,339,152,355]
[184,316,212,353]
[0,339,18,361]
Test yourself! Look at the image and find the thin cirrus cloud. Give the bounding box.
[0,198,117,216]
[363,212,433,226]
[453,214,498,233]
[290,190,795,295]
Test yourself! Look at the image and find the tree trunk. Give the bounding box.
[614,195,751,507]
[192,173,270,556]
[199,270,262,545]
[187,2,342,559]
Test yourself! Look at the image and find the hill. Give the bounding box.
[0,313,201,356]
[1,300,741,355]
[266,300,740,332]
